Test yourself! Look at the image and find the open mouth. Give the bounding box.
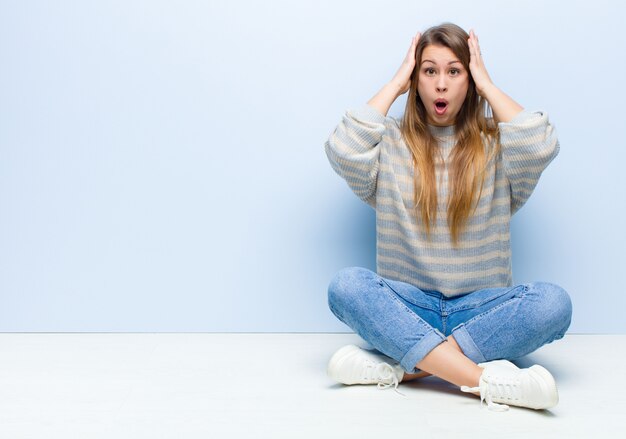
[434,99,448,115]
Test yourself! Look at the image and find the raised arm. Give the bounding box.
[467,29,559,214]
[367,30,422,117]
[324,32,422,207]
[467,29,523,124]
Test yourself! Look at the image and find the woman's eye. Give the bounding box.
[450,69,460,75]
[425,68,435,74]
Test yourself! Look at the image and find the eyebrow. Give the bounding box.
[421,60,462,65]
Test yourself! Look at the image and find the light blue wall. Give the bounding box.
[1,0,624,332]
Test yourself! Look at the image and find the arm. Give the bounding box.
[468,29,559,214]
[498,110,560,215]
[467,29,523,124]
[480,83,524,125]
[367,31,421,117]
[324,32,421,207]
[324,105,388,208]
[367,82,404,117]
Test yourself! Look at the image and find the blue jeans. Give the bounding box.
[328,267,573,374]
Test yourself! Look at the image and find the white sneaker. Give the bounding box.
[477,359,518,370]
[327,345,405,394]
[461,360,559,411]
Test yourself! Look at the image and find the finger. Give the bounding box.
[468,38,477,58]
[407,36,417,56]
[410,32,420,56]
[469,30,480,54]
[473,32,481,54]
[469,36,481,59]
[473,33,480,48]
[468,34,475,51]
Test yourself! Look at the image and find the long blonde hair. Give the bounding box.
[400,23,501,247]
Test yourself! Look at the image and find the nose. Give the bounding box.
[436,75,447,93]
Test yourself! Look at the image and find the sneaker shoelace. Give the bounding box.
[461,376,522,412]
[365,361,406,397]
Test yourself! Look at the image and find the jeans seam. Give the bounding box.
[455,287,527,331]
[449,284,529,314]
[379,278,439,312]
[377,278,438,334]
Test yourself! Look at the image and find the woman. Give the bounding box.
[324,23,572,412]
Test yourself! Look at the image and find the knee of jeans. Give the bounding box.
[527,281,573,335]
[327,266,376,313]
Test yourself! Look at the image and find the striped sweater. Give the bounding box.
[324,104,559,297]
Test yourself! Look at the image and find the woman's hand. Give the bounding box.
[389,31,421,96]
[468,29,494,97]
[467,28,524,123]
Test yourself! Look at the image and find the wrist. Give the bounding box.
[479,82,498,100]
[386,81,405,98]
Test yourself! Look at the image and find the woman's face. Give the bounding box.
[417,44,469,127]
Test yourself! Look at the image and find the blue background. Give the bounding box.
[1,0,624,332]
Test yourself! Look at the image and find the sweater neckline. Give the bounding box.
[427,124,456,138]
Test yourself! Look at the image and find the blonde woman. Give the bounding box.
[324,23,572,412]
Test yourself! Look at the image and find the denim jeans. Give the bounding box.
[328,267,573,374]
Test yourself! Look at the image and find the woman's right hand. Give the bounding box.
[390,32,421,96]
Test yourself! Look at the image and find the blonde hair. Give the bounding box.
[400,22,501,247]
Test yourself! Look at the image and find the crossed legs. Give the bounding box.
[328,267,572,392]
[402,335,483,392]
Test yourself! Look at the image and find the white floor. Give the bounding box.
[0,333,624,438]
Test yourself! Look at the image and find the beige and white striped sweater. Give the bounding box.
[324,104,559,297]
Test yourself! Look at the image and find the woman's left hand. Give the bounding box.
[468,29,494,97]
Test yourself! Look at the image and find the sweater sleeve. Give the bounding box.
[324,105,387,208]
[498,109,560,215]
